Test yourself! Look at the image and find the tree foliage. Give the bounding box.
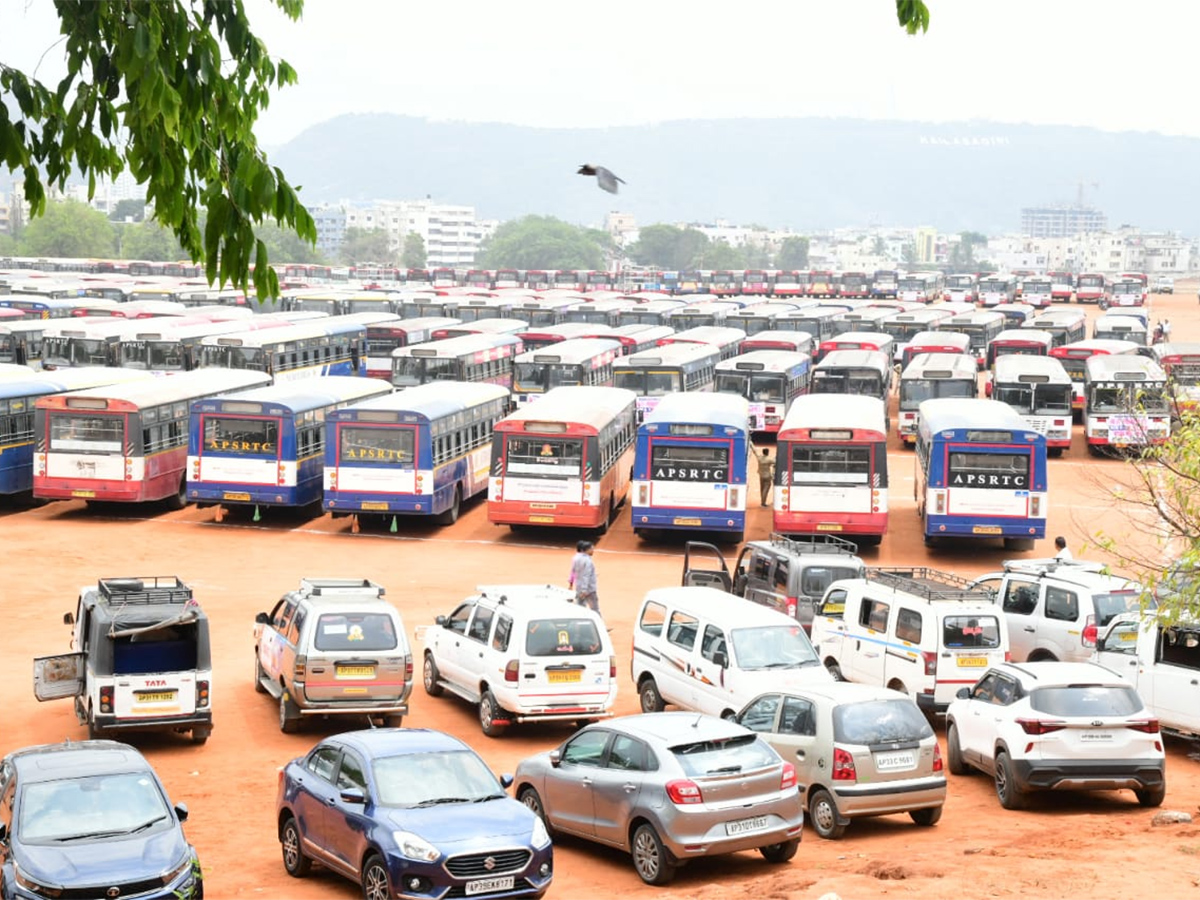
[109,198,146,222]
[776,236,810,270]
[19,198,114,258]
[402,233,427,269]
[339,227,393,266]
[0,232,17,255]
[0,0,315,299]
[478,216,605,270]
[119,219,184,260]
[256,220,325,264]
[627,225,710,271]
[896,0,931,33]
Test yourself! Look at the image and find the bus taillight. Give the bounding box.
[124,458,132,481]
[934,491,945,515]
[1030,495,1041,517]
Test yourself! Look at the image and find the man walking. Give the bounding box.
[571,541,600,612]
[757,447,776,507]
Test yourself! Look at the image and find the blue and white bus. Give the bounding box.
[630,392,751,543]
[915,398,1048,550]
[197,319,369,381]
[323,381,511,527]
[186,376,392,516]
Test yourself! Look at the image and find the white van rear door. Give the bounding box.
[519,616,613,712]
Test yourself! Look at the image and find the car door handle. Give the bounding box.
[1192,679,1198,686]
[581,777,592,787]
[324,796,337,806]
[794,750,806,760]
[624,784,636,793]
[1023,627,1036,633]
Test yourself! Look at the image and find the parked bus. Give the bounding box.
[990,355,1074,455]
[0,320,48,367]
[399,293,461,320]
[943,273,978,304]
[362,316,460,380]
[1075,272,1108,305]
[114,313,323,373]
[1083,355,1170,453]
[810,350,893,410]
[552,270,583,291]
[880,307,956,353]
[772,270,809,297]
[507,296,577,326]
[562,298,637,327]
[815,331,895,365]
[282,291,343,316]
[835,271,870,300]
[612,341,720,422]
[807,270,837,299]
[339,291,407,316]
[511,338,622,406]
[1050,339,1142,415]
[985,328,1054,368]
[664,300,740,330]
[1093,314,1149,347]
[174,288,249,309]
[897,353,979,445]
[0,368,154,495]
[740,329,816,356]
[991,302,1036,328]
[937,311,1005,368]
[185,376,392,516]
[1153,342,1200,415]
[453,296,517,323]
[897,272,944,304]
[900,330,971,370]
[40,318,150,369]
[577,323,674,357]
[515,322,609,352]
[658,325,745,361]
[774,393,888,543]
[198,318,369,382]
[0,295,115,319]
[1024,308,1087,348]
[582,271,616,293]
[1018,276,1053,309]
[830,306,891,337]
[1048,271,1075,303]
[492,269,522,290]
[1109,277,1148,309]
[725,303,802,335]
[775,306,846,344]
[708,270,743,297]
[487,385,637,532]
[871,269,899,299]
[391,333,524,389]
[714,349,811,433]
[33,368,272,507]
[1118,272,1149,304]
[615,299,687,327]
[915,397,1048,550]
[735,270,768,296]
[630,393,751,542]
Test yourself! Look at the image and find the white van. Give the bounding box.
[421,584,617,736]
[632,586,833,719]
[808,568,1008,713]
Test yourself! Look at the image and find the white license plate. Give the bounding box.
[1079,731,1115,742]
[465,876,515,895]
[874,750,916,771]
[725,815,769,836]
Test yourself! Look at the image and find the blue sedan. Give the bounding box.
[276,728,553,900]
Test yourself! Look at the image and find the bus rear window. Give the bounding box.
[504,436,583,478]
[339,426,414,466]
[525,618,602,656]
[947,452,1028,487]
[203,416,278,457]
[650,444,729,478]
[49,414,123,452]
[790,445,871,485]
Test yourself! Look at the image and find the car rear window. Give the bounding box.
[670,734,777,777]
[313,613,398,651]
[833,699,933,745]
[1030,684,1144,717]
[525,618,603,656]
[942,615,1002,649]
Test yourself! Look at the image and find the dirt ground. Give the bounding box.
[3,288,1200,899]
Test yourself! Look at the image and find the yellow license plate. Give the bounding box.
[547,670,582,684]
[360,501,389,510]
[530,502,557,509]
[972,525,1003,535]
[337,666,376,679]
[529,515,555,523]
[673,517,702,526]
[957,656,989,667]
[72,490,96,498]
[224,491,251,501]
[816,523,844,532]
[137,691,176,703]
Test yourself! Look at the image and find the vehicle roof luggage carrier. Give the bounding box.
[297,577,386,598]
[97,576,193,606]
[766,532,860,557]
[865,567,996,604]
[997,558,1109,576]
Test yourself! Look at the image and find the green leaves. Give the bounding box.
[478,216,607,271]
[896,0,931,34]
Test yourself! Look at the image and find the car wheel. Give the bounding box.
[909,805,942,826]
[280,814,311,877]
[994,751,1026,810]
[361,853,392,900]
[808,788,847,839]
[279,692,301,734]
[254,654,267,694]
[946,723,967,776]
[631,823,676,885]
[638,677,665,713]
[1136,785,1166,807]
[479,689,507,737]
[518,786,553,836]
[191,727,211,746]
[759,838,799,863]
[423,653,444,697]
[825,661,845,682]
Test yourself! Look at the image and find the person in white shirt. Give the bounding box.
[1054,536,1073,561]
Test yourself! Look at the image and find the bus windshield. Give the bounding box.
[812,371,883,396]
[48,413,124,452]
[338,426,414,466]
[393,357,456,386]
[614,370,680,395]
[900,379,974,407]
[790,445,871,485]
[993,384,1072,415]
[1090,385,1169,413]
[44,337,109,367]
[202,417,278,457]
[503,436,584,478]
[715,373,785,402]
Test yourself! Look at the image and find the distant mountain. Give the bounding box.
[269,114,1200,235]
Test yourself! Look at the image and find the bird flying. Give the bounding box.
[577,164,626,194]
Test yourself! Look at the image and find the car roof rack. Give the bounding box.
[478,584,576,605]
[298,578,386,597]
[865,567,995,603]
[97,576,193,606]
[1000,558,1109,577]
[767,532,860,557]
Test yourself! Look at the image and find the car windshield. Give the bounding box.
[833,699,933,745]
[670,734,777,777]
[1029,684,1143,717]
[373,750,503,807]
[19,772,170,843]
[728,625,820,670]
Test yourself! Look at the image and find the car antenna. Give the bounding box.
[692,714,703,728]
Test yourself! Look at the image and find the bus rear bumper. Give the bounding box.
[630,508,745,531]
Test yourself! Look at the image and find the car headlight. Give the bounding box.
[531,816,552,849]
[393,830,440,862]
[161,854,196,886]
[14,864,64,898]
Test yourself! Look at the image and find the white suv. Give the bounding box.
[945,661,1166,810]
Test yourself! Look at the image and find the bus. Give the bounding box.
[1018,276,1053,309]
[399,293,461,320]
[658,325,745,361]
[339,292,407,316]
[391,333,524,389]
[281,291,343,316]
[871,270,899,298]
[900,330,971,370]
[810,350,893,410]
[615,299,687,327]
[1083,355,1170,453]
[322,382,511,527]
[360,316,459,379]
[511,338,622,406]
[430,317,528,341]
[937,311,1005,368]
[943,273,978,304]
[985,329,1054,368]
[33,368,273,507]
[915,398,1048,550]
[185,377,393,516]
[807,270,837,299]
[774,393,888,543]
[561,298,637,327]
[487,385,637,532]
[1075,272,1108,304]
[0,369,155,496]
[880,307,956,354]
[508,296,578,326]
[991,302,1036,328]
[740,270,771,296]
[897,353,979,445]
[1023,308,1087,348]
[973,275,1016,308]
[1050,339,1142,415]
[1153,342,1200,415]
[740,329,816,356]
[582,271,616,293]
[0,295,114,319]
[630,392,751,542]
[612,341,720,422]
[833,271,867,300]
[775,306,846,344]
[714,349,811,433]
[1109,278,1147,309]
[990,355,1074,455]
[708,271,743,297]
[464,269,493,289]
[1118,272,1149,304]
[830,306,890,337]
[198,319,369,382]
[1048,271,1075,302]
[815,331,895,365]
[515,322,609,352]
[897,272,942,304]
[114,313,323,373]
[0,320,48,367]
[576,324,674,356]
[40,318,151,369]
[1093,314,1149,347]
[664,300,740,330]
[453,297,517,323]
[173,288,248,309]
[430,267,458,290]
[725,303,801,335]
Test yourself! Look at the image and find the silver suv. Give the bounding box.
[253,578,412,732]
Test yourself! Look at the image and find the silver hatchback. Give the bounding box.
[734,683,946,839]
[513,712,804,884]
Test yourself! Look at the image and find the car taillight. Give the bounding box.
[609,655,616,678]
[99,685,114,714]
[922,651,937,675]
[780,762,797,791]
[932,742,944,771]
[405,655,414,681]
[1126,719,1160,734]
[786,597,798,619]
[294,656,306,682]
[1017,718,1067,735]
[832,747,857,781]
[665,779,704,805]
[1082,614,1097,648]
[196,680,209,708]
[505,659,519,682]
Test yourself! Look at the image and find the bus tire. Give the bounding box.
[164,476,187,511]
[436,485,461,526]
[595,498,612,536]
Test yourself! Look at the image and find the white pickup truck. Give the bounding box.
[1095,613,1200,739]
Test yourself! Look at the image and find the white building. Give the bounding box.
[325,199,496,266]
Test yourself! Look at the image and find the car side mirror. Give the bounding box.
[712,650,728,668]
[0,822,8,843]
[174,803,189,823]
[254,612,269,625]
[499,774,513,788]
[63,612,75,626]
[956,687,971,700]
[549,749,562,769]
[340,789,366,805]
[436,615,448,627]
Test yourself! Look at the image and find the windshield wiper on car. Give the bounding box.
[415,797,471,807]
[472,793,506,803]
[54,829,129,842]
[706,765,743,774]
[127,815,167,833]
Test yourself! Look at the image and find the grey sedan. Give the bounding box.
[513,712,804,884]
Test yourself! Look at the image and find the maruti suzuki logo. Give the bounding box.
[484,857,496,871]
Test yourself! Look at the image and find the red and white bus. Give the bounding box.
[577,324,674,356]
[511,338,622,406]
[714,349,812,433]
[985,328,1054,368]
[771,271,809,297]
[815,331,895,365]
[464,269,493,289]
[429,267,458,289]
[900,330,972,370]
[523,270,553,291]
[1047,271,1075,302]
[1074,273,1108,304]
[837,271,871,300]
[1152,342,1200,414]
[807,270,837,299]
[658,325,746,361]
[32,369,272,507]
[741,270,771,296]
[492,269,522,290]
[1083,355,1170,452]
[363,316,461,379]
[774,393,889,544]
[1119,272,1149,304]
[740,329,816,356]
[487,385,637,532]
[1049,339,1142,414]
[1109,277,1147,309]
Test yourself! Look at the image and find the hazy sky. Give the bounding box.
[2,0,1197,147]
